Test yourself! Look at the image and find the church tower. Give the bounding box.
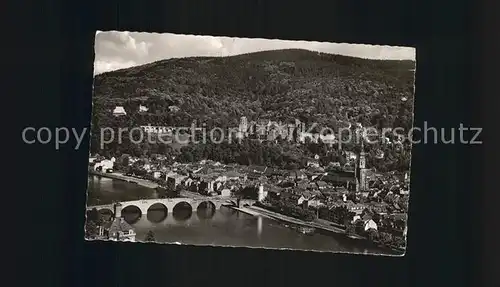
[356,140,368,191]
[239,116,248,137]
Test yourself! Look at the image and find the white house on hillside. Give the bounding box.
[139,105,148,112]
[113,106,127,116]
[168,105,180,112]
[319,134,336,145]
[94,158,115,173]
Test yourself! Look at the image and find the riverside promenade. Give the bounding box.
[250,205,353,235]
[89,170,159,189]
[237,205,407,252]
[230,204,364,238]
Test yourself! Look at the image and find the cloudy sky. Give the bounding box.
[94,31,416,75]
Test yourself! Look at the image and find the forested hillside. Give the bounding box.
[91,49,416,172]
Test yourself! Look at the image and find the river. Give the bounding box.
[87,175,398,255]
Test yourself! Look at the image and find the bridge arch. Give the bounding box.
[122,205,142,224]
[196,201,216,219]
[98,208,114,221]
[147,203,168,223]
[86,197,239,223]
[172,201,193,221]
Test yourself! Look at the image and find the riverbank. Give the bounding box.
[89,170,159,189]
[228,204,358,237]
[252,205,361,237]
[229,206,275,218]
[233,204,404,254]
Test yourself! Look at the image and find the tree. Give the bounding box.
[367,228,379,242]
[119,154,130,167]
[92,51,415,166]
[145,230,156,242]
[332,206,351,225]
[394,219,406,231]
[392,236,406,248]
[156,186,167,198]
[88,208,100,222]
[397,197,409,213]
[354,219,365,235]
[85,220,98,239]
[345,223,356,235]
[379,232,393,246]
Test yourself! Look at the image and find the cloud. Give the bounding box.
[94,59,137,75]
[94,31,416,75]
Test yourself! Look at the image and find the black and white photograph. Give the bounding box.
[86,31,416,256]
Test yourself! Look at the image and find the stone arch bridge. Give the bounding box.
[87,197,240,216]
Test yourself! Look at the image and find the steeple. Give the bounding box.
[359,139,366,169]
[357,139,367,191]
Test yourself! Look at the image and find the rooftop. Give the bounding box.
[225,170,243,178]
[104,218,134,234]
[247,165,268,174]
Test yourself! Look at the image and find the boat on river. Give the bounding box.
[300,226,316,235]
[288,224,316,235]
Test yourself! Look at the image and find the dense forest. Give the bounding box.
[91,49,416,172]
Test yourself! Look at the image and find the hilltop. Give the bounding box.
[93,48,415,127]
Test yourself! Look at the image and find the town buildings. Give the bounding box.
[235,116,338,145]
[132,116,341,146]
[88,128,408,228]
[140,125,172,135]
[97,203,136,242]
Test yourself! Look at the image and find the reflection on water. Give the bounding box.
[147,204,168,223]
[172,202,193,221]
[124,206,386,254]
[122,206,142,224]
[87,175,155,206]
[147,209,166,223]
[88,176,398,255]
[257,216,262,238]
[196,201,216,220]
[121,205,217,225]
